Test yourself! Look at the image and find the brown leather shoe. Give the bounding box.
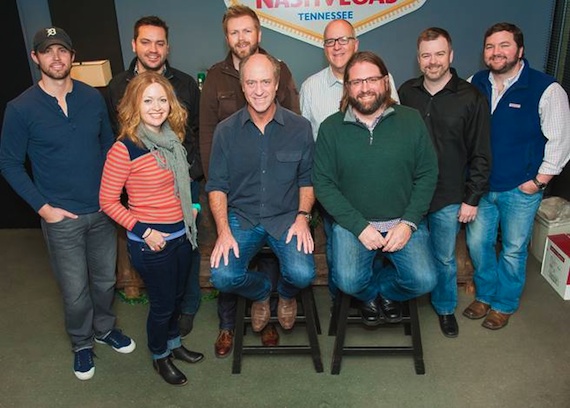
[260,323,279,346]
[462,300,490,320]
[482,310,511,330]
[278,297,297,330]
[214,329,234,358]
[251,298,270,332]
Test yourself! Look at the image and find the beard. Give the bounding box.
[40,65,72,80]
[349,91,387,115]
[230,41,259,60]
[486,52,520,75]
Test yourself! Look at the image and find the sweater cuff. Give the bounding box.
[132,222,150,238]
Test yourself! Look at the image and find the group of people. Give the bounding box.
[1,3,569,387]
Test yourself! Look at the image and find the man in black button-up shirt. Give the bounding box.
[399,27,491,339]
[206,53,316,333]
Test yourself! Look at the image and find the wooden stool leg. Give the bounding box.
[331,292,351,375]
[328,292,341,336]
[309,287,322,335]
[232,295,247,374]
[301,288,323,373]
[408,298,425,375]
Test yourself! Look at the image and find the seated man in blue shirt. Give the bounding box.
[206,53,316,332]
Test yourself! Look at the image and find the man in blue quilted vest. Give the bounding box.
[465,22,570,330]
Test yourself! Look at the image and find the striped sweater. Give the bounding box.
[100,139,187,238]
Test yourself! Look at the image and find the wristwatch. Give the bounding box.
[532,177,547,191]
[297,210,313,222]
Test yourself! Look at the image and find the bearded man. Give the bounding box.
[464,22,570,330]
[312,51,438,325]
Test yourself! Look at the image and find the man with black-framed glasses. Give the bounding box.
[300,19,399,313]
[300,19,399,142]
[313,51,438,325]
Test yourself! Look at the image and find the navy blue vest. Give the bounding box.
[471,60,555,191]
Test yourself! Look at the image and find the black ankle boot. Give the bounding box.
[171,345,204,364]
[153,357,187,386]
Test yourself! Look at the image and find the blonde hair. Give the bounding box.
[117,71,187,145]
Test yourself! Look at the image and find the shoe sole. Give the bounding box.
[95,338,136,354]
[74,367,95,380]
[482,321,508,330]
[214,349,233,359]
[462,311,489,320]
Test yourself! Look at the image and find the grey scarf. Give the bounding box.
[138,123,198,249]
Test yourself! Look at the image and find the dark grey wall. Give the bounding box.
[18,0,555,88]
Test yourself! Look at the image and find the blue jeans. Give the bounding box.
[217,253,280,330]
[180,180,202,316]
[466,188,542,314]
[332,221,437,303]
[128,234,192,358]
[427,204,461,315]
[41,212,117,352]
[210,212,315,303]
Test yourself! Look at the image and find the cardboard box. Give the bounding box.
[541,234,570,300]
[70,60,112,87]
[530,212,570,262]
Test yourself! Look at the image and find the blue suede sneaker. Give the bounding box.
[74,348,95,380]
[95,329,136,354]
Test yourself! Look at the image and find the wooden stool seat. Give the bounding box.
[329,291,425,375]
[232,286,323,374]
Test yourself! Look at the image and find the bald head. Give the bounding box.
[323,19,358,78]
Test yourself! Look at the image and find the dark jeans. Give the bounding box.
[128,234,192,357]
[217,253,280,330]
[41,212,117,352]
[180,180,202,316]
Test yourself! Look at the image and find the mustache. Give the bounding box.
[357,91,377,98]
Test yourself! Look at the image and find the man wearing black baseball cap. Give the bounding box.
[0,26,136,381]
[33,26,73,53]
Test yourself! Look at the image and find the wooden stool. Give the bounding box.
[232,286,323,374]
[329,291,425,375]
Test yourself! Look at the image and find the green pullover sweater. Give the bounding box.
[313,104,438,238]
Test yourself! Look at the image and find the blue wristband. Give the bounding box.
[192,203,202,213]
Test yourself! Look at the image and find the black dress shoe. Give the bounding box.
[357,299,381,326]
[378,296,402,323]
[171,345,204,364]
[153,357,187,386]
[438,314,459,338]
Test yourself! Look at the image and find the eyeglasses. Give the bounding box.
[323,36,355,47]
[346,75,385,88]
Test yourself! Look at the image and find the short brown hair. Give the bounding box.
[417,27,452,49]
[133,16,169,42]
[222,5,260,35]
[483,22,524,49]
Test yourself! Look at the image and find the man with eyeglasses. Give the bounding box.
[207,53,316,336]
[299,19,399,312]
[300,19,399,142]
[313,51,438,325]
[398,27,491,338]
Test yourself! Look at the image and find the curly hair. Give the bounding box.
[117,71,187,145]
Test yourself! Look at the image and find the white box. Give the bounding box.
[540,234,570,300]
[530,213,570,262]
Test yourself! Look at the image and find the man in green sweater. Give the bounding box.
[313,51,438,325]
